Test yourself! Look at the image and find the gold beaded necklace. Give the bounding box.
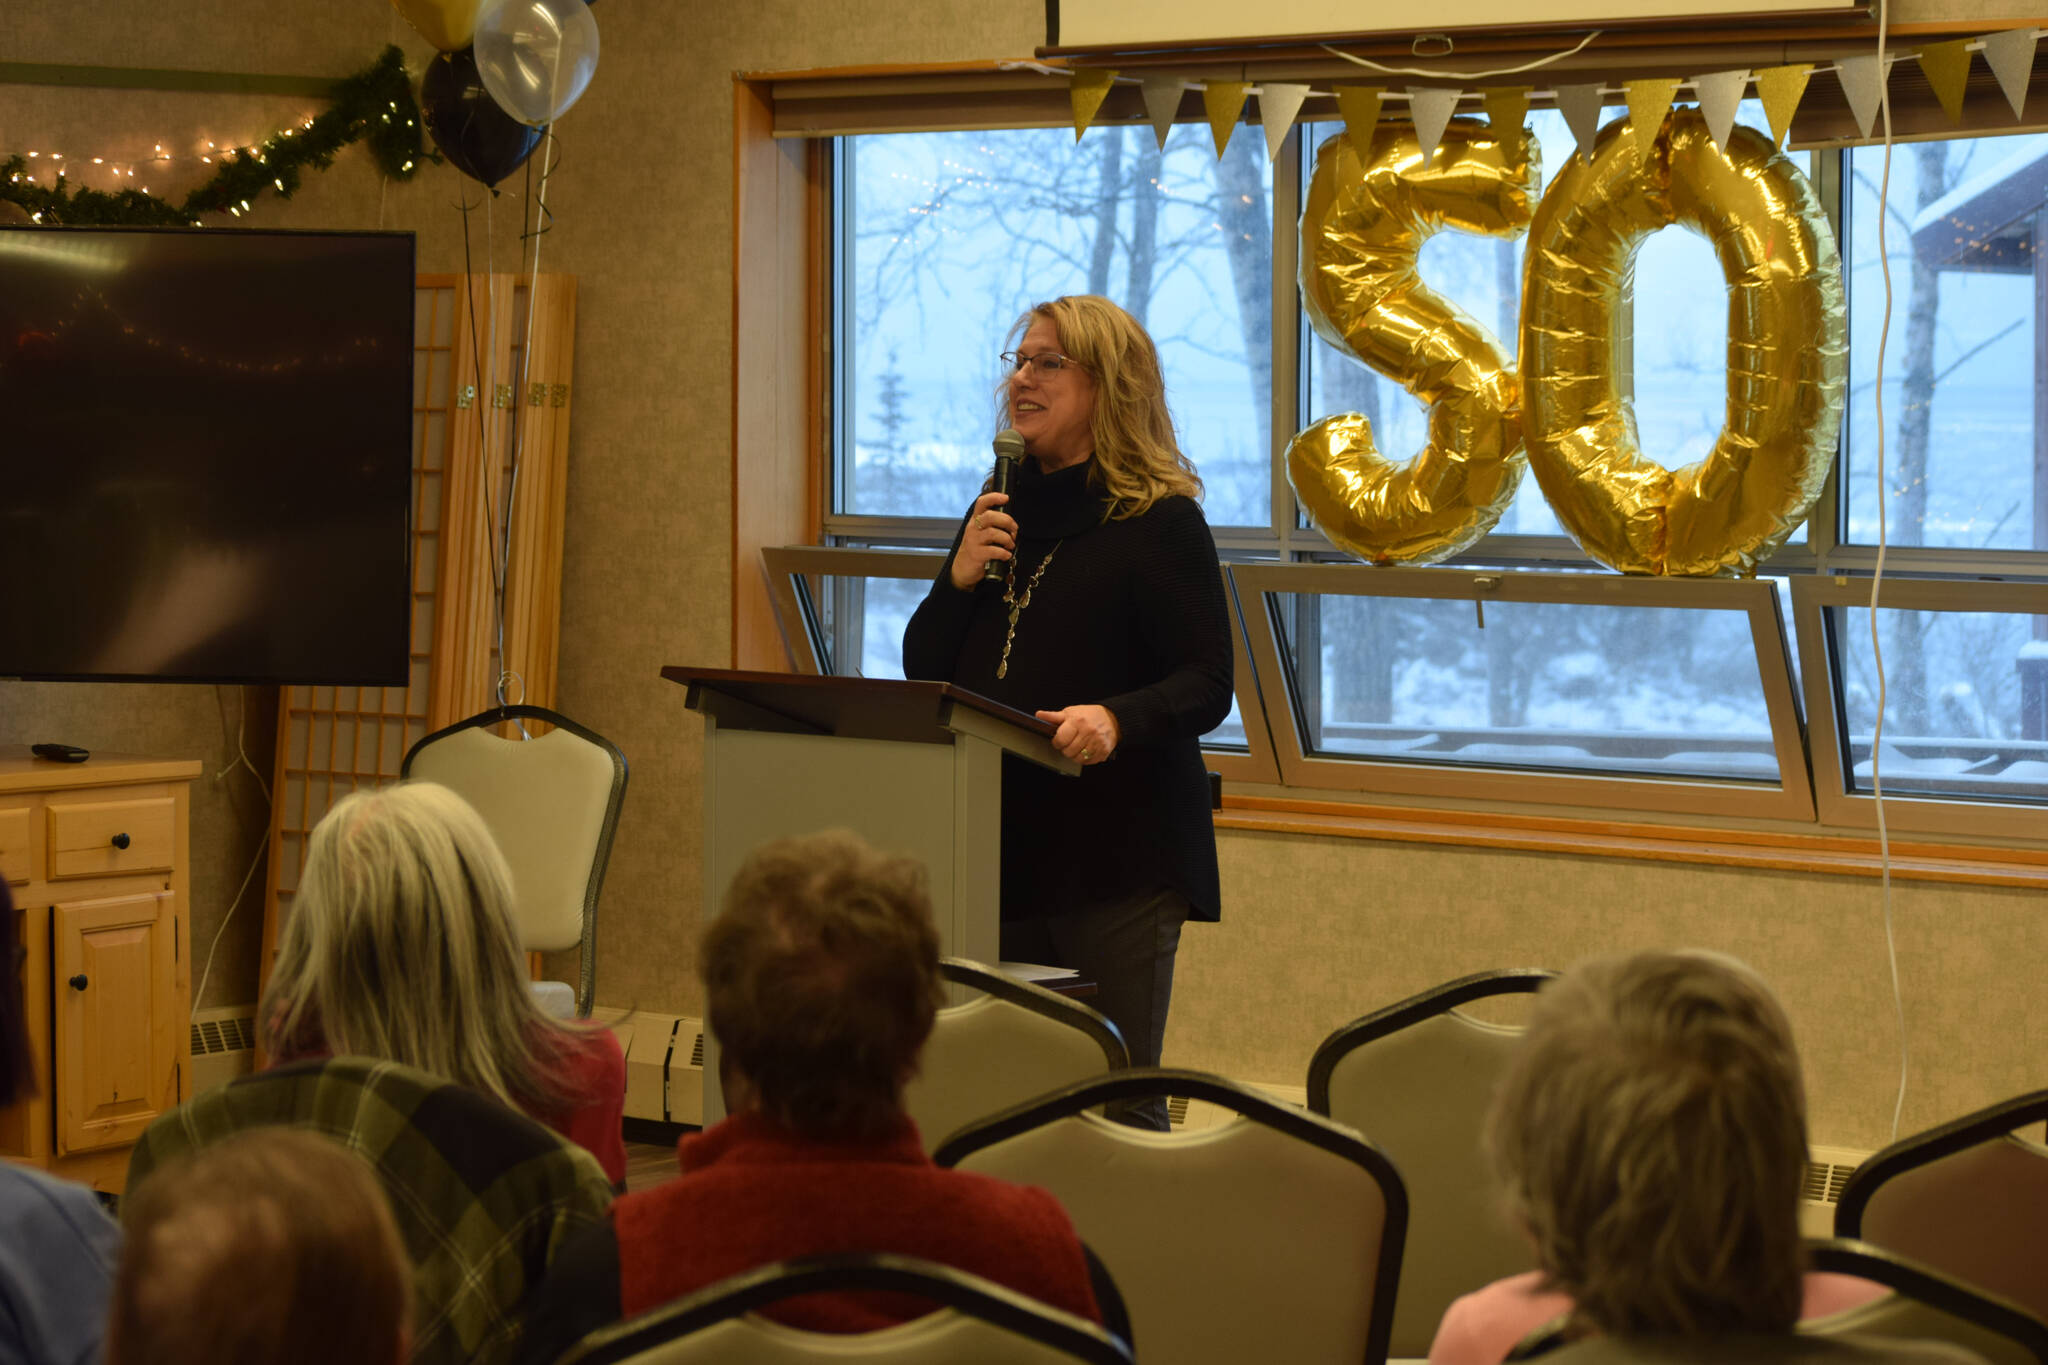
[996,541,1061,680]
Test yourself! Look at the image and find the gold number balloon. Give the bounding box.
[1291,118,1542,565]
[1520,109,1847,575]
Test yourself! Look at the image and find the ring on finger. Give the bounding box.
[974,513,985,529]
[1080,747,1093,762]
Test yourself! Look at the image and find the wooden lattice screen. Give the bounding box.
[256,273,578,1001]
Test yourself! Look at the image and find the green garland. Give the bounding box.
[1,46,428,226]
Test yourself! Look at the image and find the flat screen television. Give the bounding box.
[0,227,415,685]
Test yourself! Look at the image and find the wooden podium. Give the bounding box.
[663,667,1079,1120]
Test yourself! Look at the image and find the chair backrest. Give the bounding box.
[1803,1239,2048,1365]
[901,959,1127,1154]
[1307,968,1555,1359]
[935,1068,1407,1365]
[1836,1092,2048,1324]
[125,1056,616,1365]
[556,1253,1133,1365]
[403,704,627,1015]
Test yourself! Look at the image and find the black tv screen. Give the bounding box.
[0,227,414,684]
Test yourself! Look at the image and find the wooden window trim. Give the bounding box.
[1218,793,2048,888]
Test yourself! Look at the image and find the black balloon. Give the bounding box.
[420,48,541,188]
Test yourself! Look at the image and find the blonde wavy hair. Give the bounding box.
[1003,295,1202,519]
[259,782,577,1110]
[1485,950,1809,1338]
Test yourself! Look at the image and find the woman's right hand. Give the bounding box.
[949,491,1017,592]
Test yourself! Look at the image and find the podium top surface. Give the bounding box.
[662,667,1078,774]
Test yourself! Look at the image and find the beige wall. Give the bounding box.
[6,3,2043,1148]
[1185,830,2048,1152]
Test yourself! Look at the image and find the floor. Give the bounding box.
[623,1138,680,1193]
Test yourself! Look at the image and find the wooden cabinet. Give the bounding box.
[0,750,198,1192]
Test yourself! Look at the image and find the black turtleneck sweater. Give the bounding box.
[902,457,1232,922]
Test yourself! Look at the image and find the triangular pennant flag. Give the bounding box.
[1554,83,1607,162]
[1694,69,1749,149]
[1141,77,1183,149]
[1260,82,1312,161]
[1980,28,2040,119]
[1833,53,1886,138]
[1483,86,1529,136]
[1204,80,1250,157]
[1918,40,1973,123]
[1408,87,1463,169]
[1334,86,1383,153]
[1623,77,1681,163]
[1755,63,1813,147]
[1070,69,1117,142]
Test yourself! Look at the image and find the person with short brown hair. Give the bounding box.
[699,827,943,1142]
[514,830,1121,1365]
[107,1127,410,1365]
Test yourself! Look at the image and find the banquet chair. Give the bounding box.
[900,958,1127,1154]
[1307,968,1557,1359]
[554,1253,1134,1365]
[1803,1239,2048,1365]
[1834,1090,2048,1323]
[403,704,628,1017]
[935,1068,1407,1365]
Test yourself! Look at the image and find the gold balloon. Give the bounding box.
[390,0,485,52]
[1520,108,1847,576]
[1290,118,1541,565]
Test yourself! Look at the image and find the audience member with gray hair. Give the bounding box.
[1432,950,1965,1365]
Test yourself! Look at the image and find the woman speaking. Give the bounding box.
[903,295,1232,1129]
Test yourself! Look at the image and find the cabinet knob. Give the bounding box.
[110,832,131,850]
[67,974,88,991]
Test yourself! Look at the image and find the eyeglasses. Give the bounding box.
[1000,350,1086,377]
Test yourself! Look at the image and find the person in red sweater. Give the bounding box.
[514,829,1124,1365]
[260,781,626,1186]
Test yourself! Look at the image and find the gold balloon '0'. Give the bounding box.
[1290,118,1542,564]
[1520,109,1847,575]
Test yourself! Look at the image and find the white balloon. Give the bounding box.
[473,0,600,128]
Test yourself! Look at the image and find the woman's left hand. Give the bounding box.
[1036,705,1119,766]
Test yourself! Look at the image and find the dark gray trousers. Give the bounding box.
[1000,886,1190,1131]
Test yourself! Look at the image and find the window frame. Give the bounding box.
[1234,562,1816,820]
[1790,573,2048,839]
[761,544,1286,783]
[755,79,2048,844]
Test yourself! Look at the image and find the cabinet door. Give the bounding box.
[53,891,177,1155]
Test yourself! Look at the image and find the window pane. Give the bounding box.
[1830,604,2048,800]
[804,574,929,679]
[1299,104,1804,547]
[803,569,1249,748]
[1278,593,1781,780]
[1842,135,2048,550]
[843,126,1273,526]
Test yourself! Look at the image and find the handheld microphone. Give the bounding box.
[983,428,1025,584]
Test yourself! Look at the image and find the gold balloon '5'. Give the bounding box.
[1290,107,1847,576]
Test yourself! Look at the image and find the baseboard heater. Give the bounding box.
[607,1011,706,1128]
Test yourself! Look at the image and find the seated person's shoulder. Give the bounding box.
[1541,1334,1991,1365]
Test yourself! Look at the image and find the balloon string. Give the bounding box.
[1866,0,1906,1148]
[496,129,556,716]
